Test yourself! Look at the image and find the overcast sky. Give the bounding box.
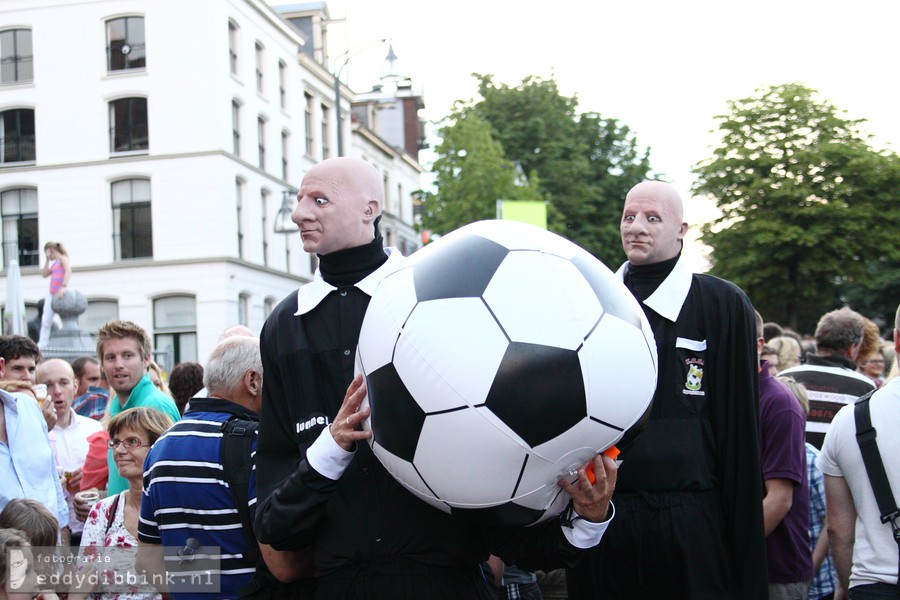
[289,0,900,269]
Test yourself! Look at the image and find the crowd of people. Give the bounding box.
[1,160,897,600]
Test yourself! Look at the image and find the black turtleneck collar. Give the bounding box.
[623,252,681,303]
[318,216,387,287]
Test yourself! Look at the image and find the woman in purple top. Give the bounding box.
[38,241,70,349]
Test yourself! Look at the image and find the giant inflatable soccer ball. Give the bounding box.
[355,220,657,526]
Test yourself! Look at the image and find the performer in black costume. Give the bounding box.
[568,181,768,600]
[253,157,618,599]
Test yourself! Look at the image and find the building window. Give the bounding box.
[255,42,264,94]
[0,108,35,164]
[257,116,265,169]
[106,16,145,71]
[1,187,38,268]
[278,60,286,109]
[109,97,148,152]
[238,293,249,326]
[304,93,313,155]
[281,130,289,181]
[260,189,269,266]
[232,100,240,156]
[264,296,275,319]
[236,178,245,259]
[81,299,119,339]
[154,295,197,371]
[0,29,33,84]
[320,104,330,158]
[111,178,152,259]
[228,21,238,75]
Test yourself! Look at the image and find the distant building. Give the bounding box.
[0,0,424,369]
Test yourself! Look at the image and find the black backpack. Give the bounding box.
[221,416,315,599]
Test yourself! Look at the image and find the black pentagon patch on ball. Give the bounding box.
[570,253,643,329]
[484,342,586,448]
[413,234,509,301]
[452,501,546,528]
[366,363,426,462]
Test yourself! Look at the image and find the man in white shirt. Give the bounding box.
[819,303,900,599]
[38,358,103,545]
[0,355,69,543]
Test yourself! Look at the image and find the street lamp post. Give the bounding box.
[333,38,388,157]
[274,189,297,234]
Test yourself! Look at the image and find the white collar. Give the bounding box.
[616,253,694,323]
[54,408,79,431]
[1,390,34,411]
[295,247,406,315]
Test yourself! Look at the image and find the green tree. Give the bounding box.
[422,75,652,266]
[419,107,542,236]
[473,75,651,266]
[692,83,900,332]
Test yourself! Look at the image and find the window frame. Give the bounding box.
[81,299,120,340]
[111,178,153,260]
[109,97,149,153]
[238,292,250,326]
[0,187,38,268]
[0,28,33,84]
[0,108,35,164]
[254,41,264,94]
[320,103,330,159]
[232,99,241,156]
[281,129,289,181]
[153,295,198,371]
[278,60,287,109]
[260,188,269,267]
[228,21,239,76]
[106,16,146,72]
[236,177,245,259]
[304,92,314,156]
[257,115,266,169]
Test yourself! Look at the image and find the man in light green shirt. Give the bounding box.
[98,320,180,494]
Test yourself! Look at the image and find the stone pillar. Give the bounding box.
[42,290,96,362]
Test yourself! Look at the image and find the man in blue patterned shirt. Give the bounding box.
[807,442,836,600]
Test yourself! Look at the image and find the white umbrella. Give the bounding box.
[4,260,28,336]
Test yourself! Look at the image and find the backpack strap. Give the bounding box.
[105,492,121,536]
[854,390,900,535]
[854,388,900,598]
[220,416,260,567]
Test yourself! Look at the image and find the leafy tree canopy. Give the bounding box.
[418,107,542,236]
[692,83,900,332]
[420,75,652,267]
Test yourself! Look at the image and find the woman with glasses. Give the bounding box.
[74,407,172,600]
[858,348,887,389]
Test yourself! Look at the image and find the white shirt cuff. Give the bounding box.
[562,502,615,549]
[306,426,354,480]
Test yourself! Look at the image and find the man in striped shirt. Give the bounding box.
[779,307,875,448]
[137,335,303,598]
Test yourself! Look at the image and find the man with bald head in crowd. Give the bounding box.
[37,359,102,545]
[254,157,617,598]
[569,181,767,599]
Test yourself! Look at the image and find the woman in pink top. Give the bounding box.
[38,241,71,348]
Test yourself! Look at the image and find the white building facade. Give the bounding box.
[0,0,423,370]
